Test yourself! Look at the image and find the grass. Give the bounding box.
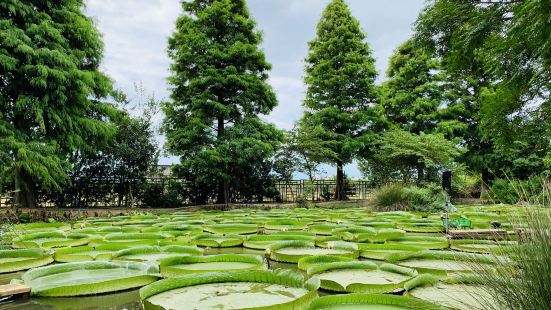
[467,179,551,310]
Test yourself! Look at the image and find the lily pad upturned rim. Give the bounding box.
[159,254,265,277]
[191,233,244,247]
[297,255,354,271]
[309,293,445,310]
[243,234,316,249]
[140,270,319,310]
[23,261,160,297]
[307,261,418,293]
[112,245,204,260]
[267,240,359,263]
[0,249,53,273]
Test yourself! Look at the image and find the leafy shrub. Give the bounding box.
[489,176,547,204]
[138,182,183,208]
[371,184,405,209]
[403,184,445,212]
[371,184,445,212]
[17,212,31,223]
[295,195,309,208]
[451,167,481,198]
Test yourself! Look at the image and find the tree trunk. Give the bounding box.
[480,168,490,199]
[334,160,346,201]
[216,116,229,205]
[304,157,316,201]
[14,169,37,209]
[417,163,424,184]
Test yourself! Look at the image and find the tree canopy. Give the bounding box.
[163,0,280,204]
[0,0,117,207]
[301,0,381,200]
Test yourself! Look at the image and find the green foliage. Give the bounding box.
[371,184,445,213]
[163,0,279,204]
[415,0,551,180]
[371,184,406,209]
[489,177,548,205]
[450,164,481,198]
[382,39,446,135]
[279,122,338,184]
[0,0,117,207]
[403,185,446,213]
[18,212,31,223]
[301,0,381,200]
[360,130,461,185]
[43,87,159,208]
[138,181,183,209]
[469,209,551,310]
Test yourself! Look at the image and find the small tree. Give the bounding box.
[302,0,381,200]
[359,130,462,186]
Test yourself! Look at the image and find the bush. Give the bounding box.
[489,176,547,204]
[18,212,31,223]
[295,195,310,208]
[138,182,183,208]
[451,168,481,198]
[371,184,405,210]
[370,183,445,213]
[403,184,445,212]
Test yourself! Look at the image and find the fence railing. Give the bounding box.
[1,179,374,208]
[271,180,373,202]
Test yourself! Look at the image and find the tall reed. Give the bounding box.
[469,178,551,310]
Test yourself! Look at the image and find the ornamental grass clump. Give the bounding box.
[466,179,551,310]
[468,209,551,310]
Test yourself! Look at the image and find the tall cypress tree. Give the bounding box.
[382,39,444,135]
[302,0,380,200]
[382,40,458,182]
[164,0,278,204]
[0,0,116,207]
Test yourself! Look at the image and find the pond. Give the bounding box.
[0,206,514,309]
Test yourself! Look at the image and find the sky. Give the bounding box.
[85,0,427,178]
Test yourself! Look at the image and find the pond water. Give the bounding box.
[0,247,302,310]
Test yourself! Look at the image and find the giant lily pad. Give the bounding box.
[140,270,319,310]
[14,222,71,233]
[264,219,311,231]
[160,254,265,277]
[450,239,516,254]
[0,249,53,273]
[113,245,203,262]
[90,232,172,247]
[406,274,494,310]
[386,250,496,276]
[267,241,359,263]
[297,255,354,271]
[387,236,449,250]
[191,233,243,248]
[359,244,425,261]
[355,229,406,243]
[243,234,316,250]
[53,245,129,263]
[23,261,159,296]
[12,231,89,249]
[308,261,418,293]
[204,224,258,235]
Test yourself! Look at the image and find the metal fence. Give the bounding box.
[272,180,373,202]
[1,179,374,208]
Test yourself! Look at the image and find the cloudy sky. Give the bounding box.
[86,0,426,178]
